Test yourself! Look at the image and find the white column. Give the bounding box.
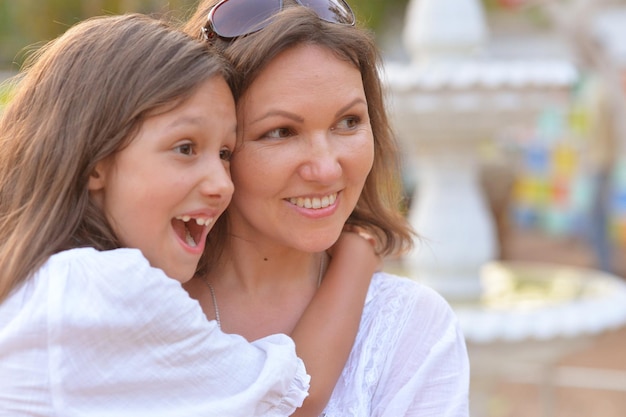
[398,0,496,300]
[404,139,497,300]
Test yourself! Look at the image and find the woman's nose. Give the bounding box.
[298,134,342,184]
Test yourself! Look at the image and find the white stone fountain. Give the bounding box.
[385,0,577,300]
[384,0,626,415]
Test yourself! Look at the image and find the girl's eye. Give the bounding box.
[220,147,233,161]
[263,127,293,140]
[175,143,194,155]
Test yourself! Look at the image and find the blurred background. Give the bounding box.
[0,0,404,70]
[1,0,625,416]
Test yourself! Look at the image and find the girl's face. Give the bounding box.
[229,44,374,253]
[89,76,236,282]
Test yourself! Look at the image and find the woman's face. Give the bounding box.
[230,44,374,253]
[89,76,236,282]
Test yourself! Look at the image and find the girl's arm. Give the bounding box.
[290,231,380,417]
[41,248,310,417]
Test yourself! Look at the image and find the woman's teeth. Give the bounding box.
[288,193,337,209]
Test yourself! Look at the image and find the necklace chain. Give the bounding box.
[200,276,221,329]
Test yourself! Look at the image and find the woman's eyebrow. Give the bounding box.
[335,97,367,117]
[250,109,304,125]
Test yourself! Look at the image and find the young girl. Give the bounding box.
[0,13,378,416]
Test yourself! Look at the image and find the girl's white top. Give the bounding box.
[0,248,309,417]
[323,272,470,417]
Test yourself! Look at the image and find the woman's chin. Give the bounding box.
[296,231,343,254]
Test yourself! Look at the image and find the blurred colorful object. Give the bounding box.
[610,159,626,244]
[496,0,528,10]
[483,0,529,10]
[507,75,626,246]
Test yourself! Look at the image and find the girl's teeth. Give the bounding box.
[175,215,212,226]
[185,226,197,247]
[195,218,213,227]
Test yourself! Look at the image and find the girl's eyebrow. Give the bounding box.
[165,116,205,129]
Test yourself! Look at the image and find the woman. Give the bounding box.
[183,1,470,416]
[0,13,378,416]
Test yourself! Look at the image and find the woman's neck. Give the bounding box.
[214,235,323,292]
[199,236,326,340]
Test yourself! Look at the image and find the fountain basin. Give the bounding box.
[458,261,626,344]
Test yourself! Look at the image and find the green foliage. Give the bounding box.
[349,0,409,31]
[0,0,416,69]
[0,81,14,111]
[0,0,198,69]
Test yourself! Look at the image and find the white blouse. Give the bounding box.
[322,272,470,417]
[0,248,309,417]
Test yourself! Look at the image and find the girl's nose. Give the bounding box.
[201,162,234,201]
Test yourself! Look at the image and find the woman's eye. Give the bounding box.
[264,127,292,139]
[220,147,233,161]
[337,116,360,130]
[175,143,194,155]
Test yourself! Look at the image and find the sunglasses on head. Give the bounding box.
[202,0,356,41]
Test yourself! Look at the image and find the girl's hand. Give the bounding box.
[327,226,382,272]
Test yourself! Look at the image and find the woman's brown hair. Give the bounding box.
[184,1,415,273]
[0,13,232,302]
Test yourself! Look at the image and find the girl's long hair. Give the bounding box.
[0,13,232,302]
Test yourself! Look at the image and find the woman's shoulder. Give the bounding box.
[368,271,454,313]
[363,271,461,341]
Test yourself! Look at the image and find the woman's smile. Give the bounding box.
[287,192,338,209]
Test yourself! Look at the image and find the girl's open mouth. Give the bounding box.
[172,216,213,248]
